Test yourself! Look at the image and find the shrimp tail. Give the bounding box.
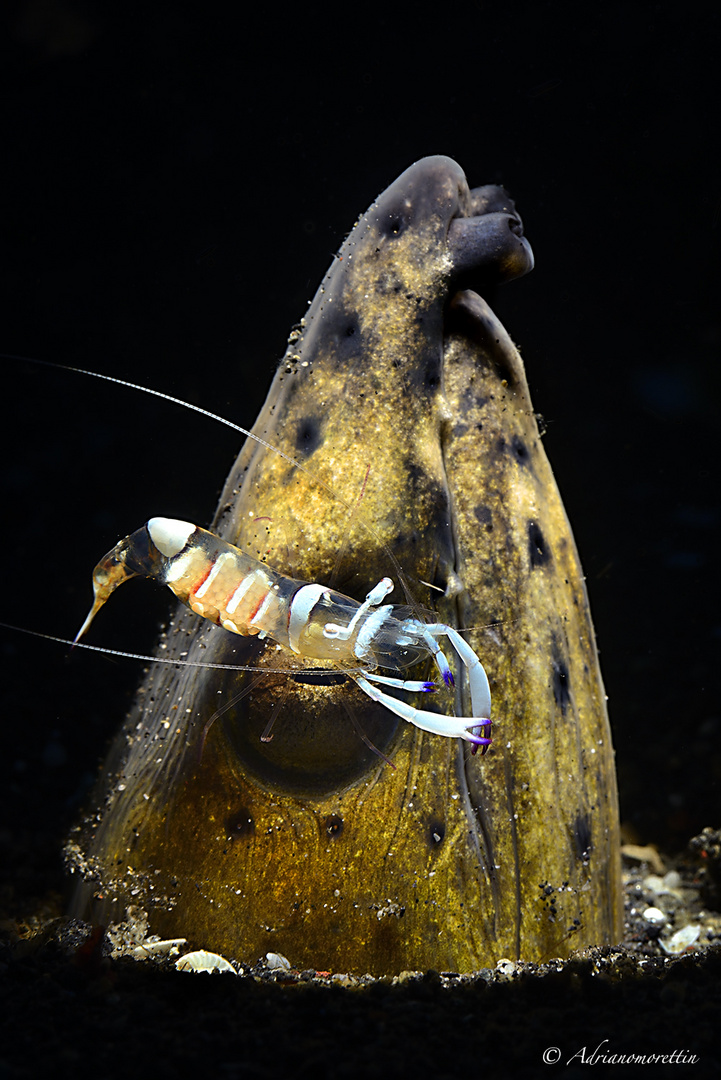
[74,527,160,642]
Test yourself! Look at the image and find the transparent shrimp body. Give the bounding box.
[76,517,492,750]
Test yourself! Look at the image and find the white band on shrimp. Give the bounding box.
[288,584,330,653]
[353,605,393,660]
[147,517,196,558]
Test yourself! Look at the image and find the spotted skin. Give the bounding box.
[69,157,620,974]
[442,288,622,962]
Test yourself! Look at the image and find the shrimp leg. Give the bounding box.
[420,623,492,722]
[354,674,491,748]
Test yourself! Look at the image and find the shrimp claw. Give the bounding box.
[356,611,492,750]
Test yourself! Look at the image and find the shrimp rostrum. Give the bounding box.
[76,517,492,751]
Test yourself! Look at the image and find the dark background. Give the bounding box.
[1,1,719,918]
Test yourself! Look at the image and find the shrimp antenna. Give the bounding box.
[0,621,367,682]
[0,622,276,673]
[7,353,414,594]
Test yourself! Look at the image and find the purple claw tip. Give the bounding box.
[470,733,492,756]
[423,681,436,693]
[443,671,454,688]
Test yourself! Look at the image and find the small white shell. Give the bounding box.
[175,949,237,974]
[265,951,292,971]
[495,958,517,977]
[643,871,685,900]
[659,924,701,955]
[133,937,187,959]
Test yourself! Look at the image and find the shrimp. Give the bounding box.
[75,517,492,749]
[3,355,494,757]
